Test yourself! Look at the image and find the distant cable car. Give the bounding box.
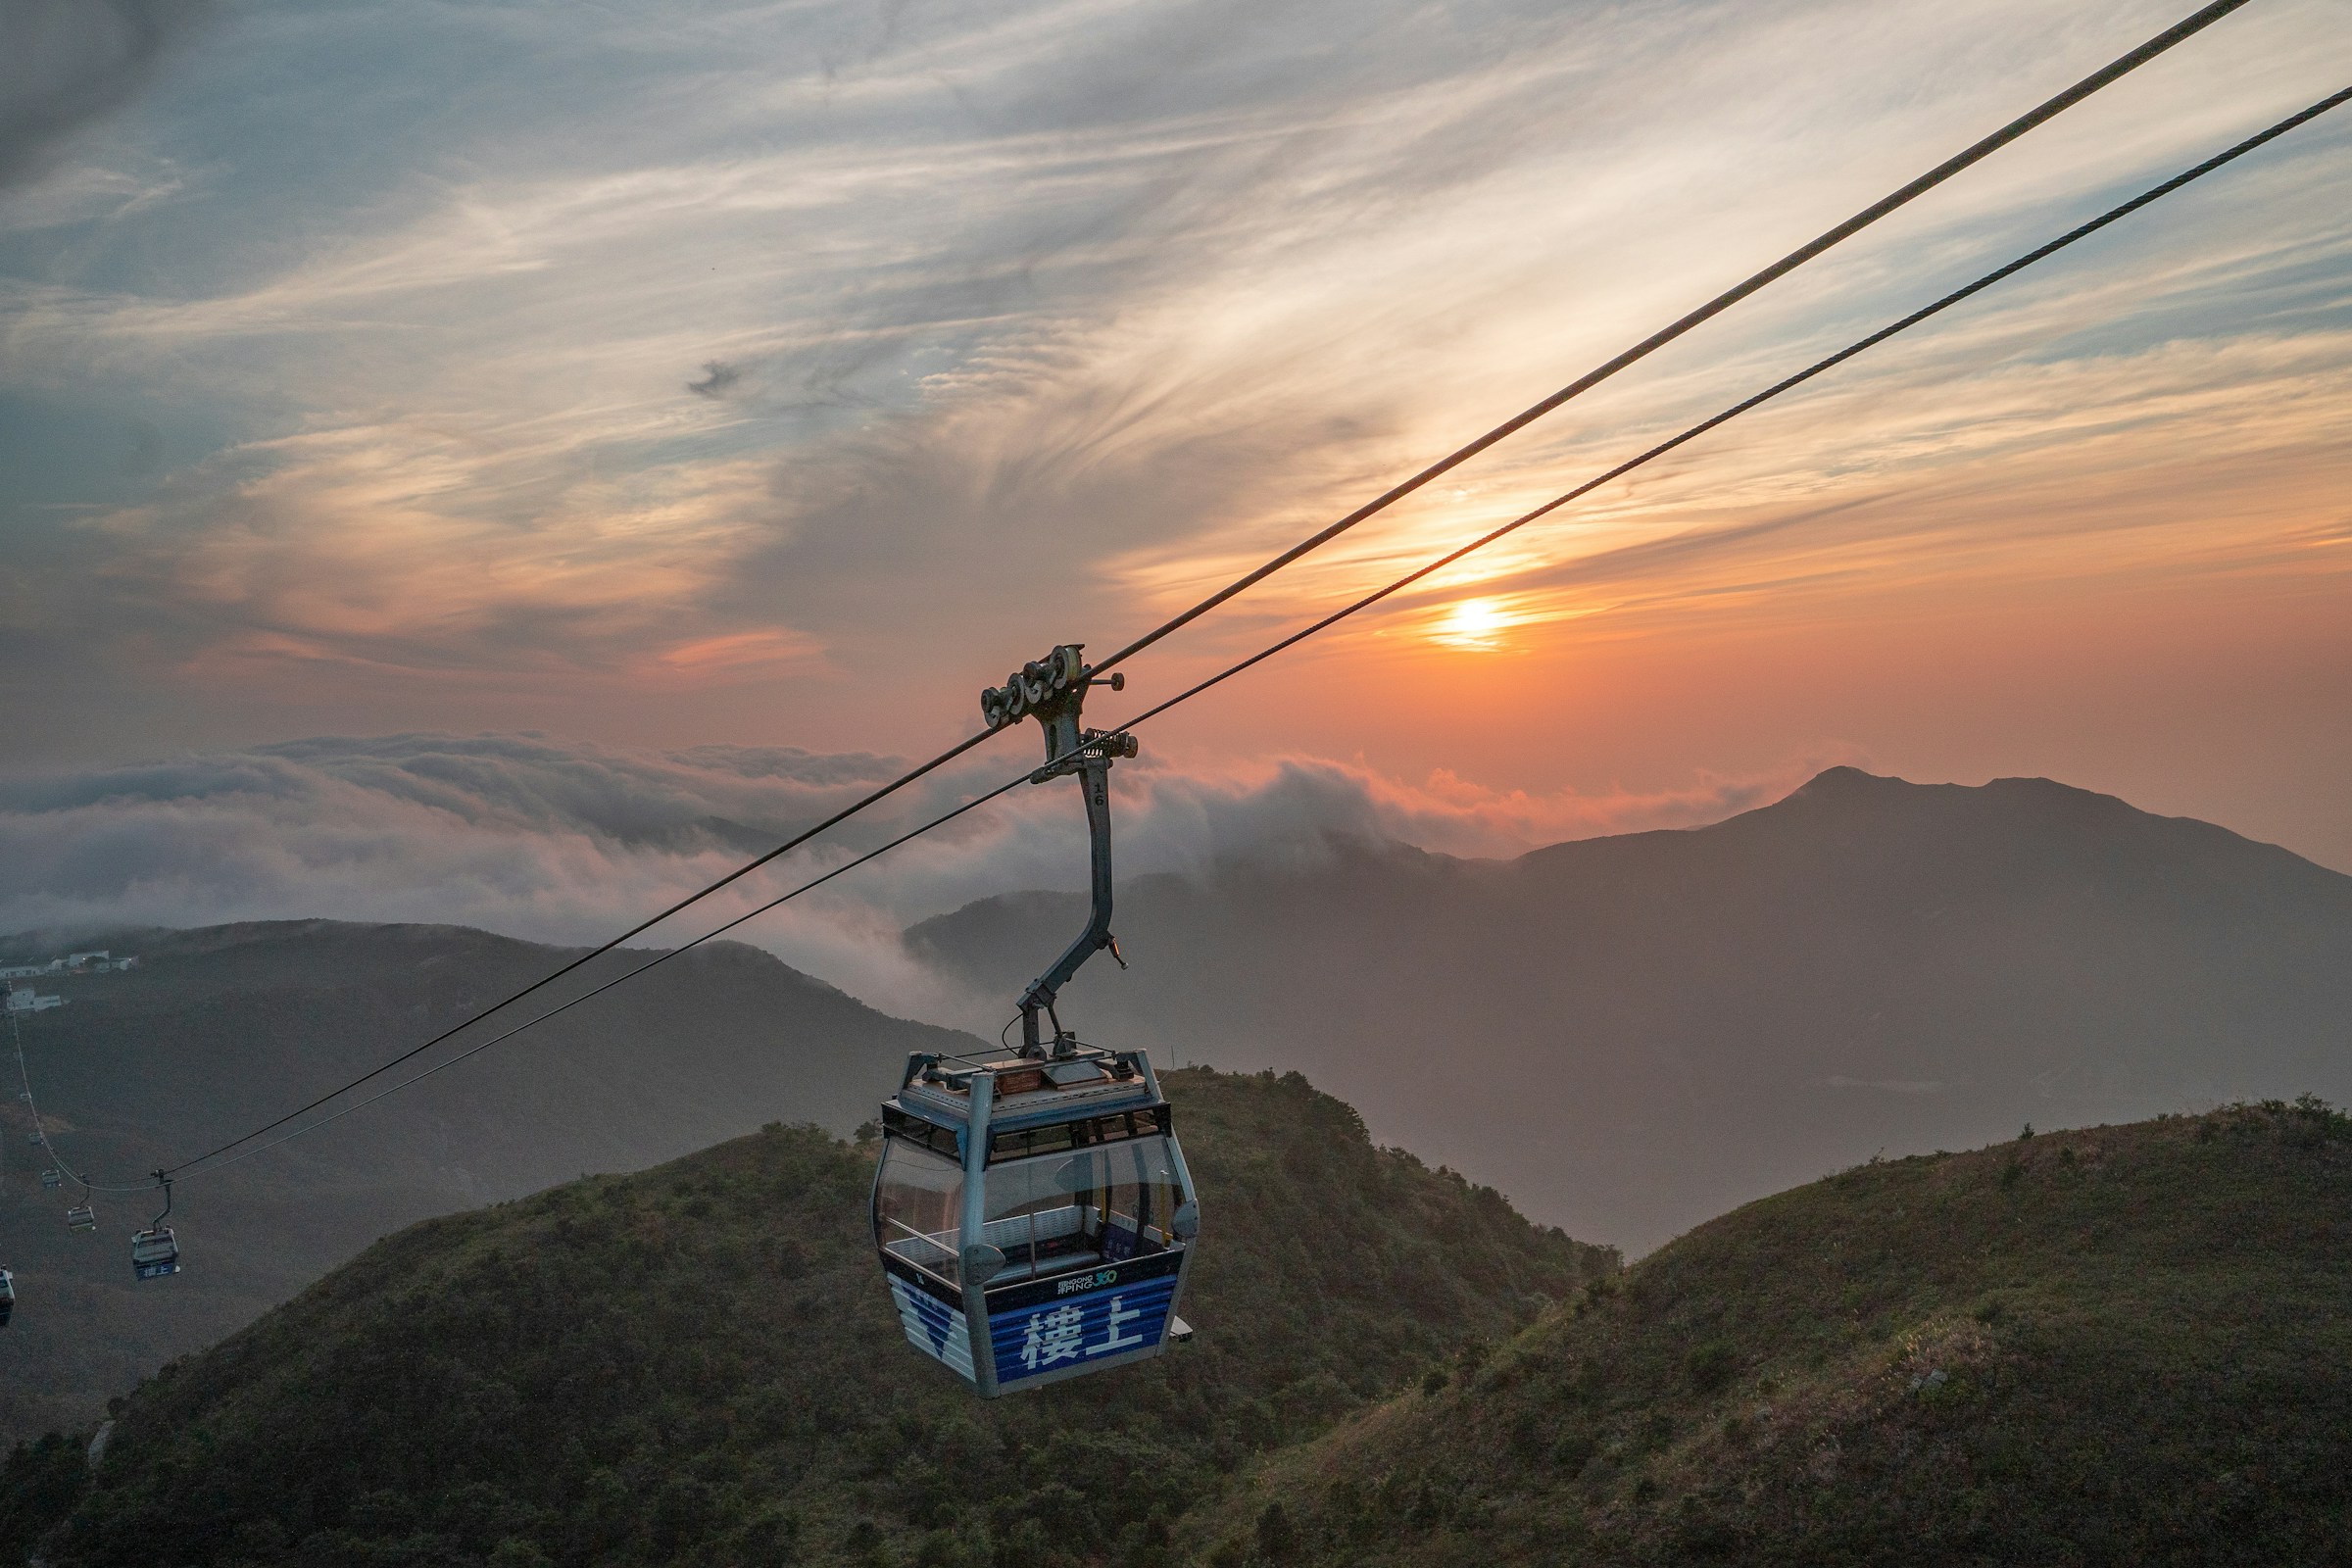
[41,1167,62,1190]
[66,1204,95,1232]
[130,1175,179,1280]
[0,1268,14,1327]
[872,645,1200,1396]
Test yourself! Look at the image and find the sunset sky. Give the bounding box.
[2,0,2348,982]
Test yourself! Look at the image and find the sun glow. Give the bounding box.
[1430,597,1511,651]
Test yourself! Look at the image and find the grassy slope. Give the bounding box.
[6,1068,1612,1568]
[1190,1101,2352,1568]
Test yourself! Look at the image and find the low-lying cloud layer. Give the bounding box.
[0,732,1818,1023]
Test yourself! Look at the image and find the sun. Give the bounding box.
[1430,597,1509,651]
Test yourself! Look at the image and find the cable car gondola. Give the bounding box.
[66,1203,95,1232]
[130,1230,178,1279]
[40,1167,61,1190]
[0,1268,14,1327]
[130,1175,179,1280]
[871,644,1200,1396]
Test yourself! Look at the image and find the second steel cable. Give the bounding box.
[159,82,2352,1181]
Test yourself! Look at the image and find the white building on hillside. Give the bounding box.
[0,953,140,978]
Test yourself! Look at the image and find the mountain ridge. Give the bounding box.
[908,768,2352,1250]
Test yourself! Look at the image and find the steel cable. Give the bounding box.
[1096,85,2352,739]
[174,774,1037,1177]
[105,9,2306,1191]
[1087,0,2258,676]
[9,1004,147,1196]
[155,724,1007,1177]
[151,79,2351,1184]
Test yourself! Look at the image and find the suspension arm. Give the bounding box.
[977,643,1138,1055]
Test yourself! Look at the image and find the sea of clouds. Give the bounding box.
[0,732,1815,1024]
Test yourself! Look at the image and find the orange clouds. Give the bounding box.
[644,629,826,682]
[4,0,2348,877]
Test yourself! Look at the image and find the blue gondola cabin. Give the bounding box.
[872,1048,1199,1396]
[130,1226,179,1280]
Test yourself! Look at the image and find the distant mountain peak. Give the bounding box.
[1763,766,2142,830]
[1793,762,1898,794]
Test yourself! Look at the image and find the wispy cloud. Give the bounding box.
[0,0,211,190]
[0,0,2345,863]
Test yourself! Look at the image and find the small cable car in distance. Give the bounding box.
[40,1167,61,1190]
[872,644,1200,1396]
[130,1174,179,1280]
[66,1203,95,1232]
[0,1267,14,1328]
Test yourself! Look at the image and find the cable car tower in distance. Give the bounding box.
[870,645,1200,1396]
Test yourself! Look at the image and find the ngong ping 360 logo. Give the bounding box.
[1056,1267,1118,1297]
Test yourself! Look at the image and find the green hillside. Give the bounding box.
[1188,1099,2352,1567]
[3,1068,1612,1568]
